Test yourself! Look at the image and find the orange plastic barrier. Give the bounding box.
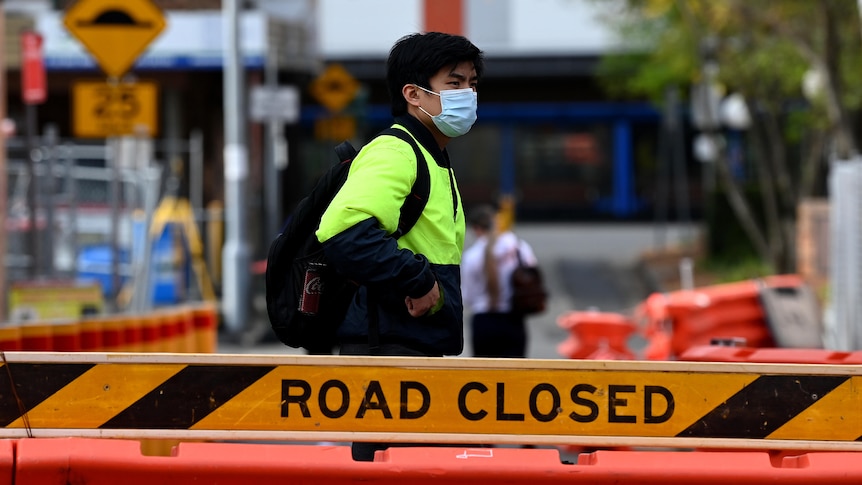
[19,323,53,351]
[0,325,22,351]
[178,308,196,352]
[14,438,862,485]
[139,313,163,353]
[679,345,862,364]
[120,315,144,352]
[79,319,103,351]
[99,316,126,351]
[0,439,12,485]
[572,448,862,484]
[158,309,185,353]
[51,321,81,352]
[191,304,218,353]
[2,306,216,354]
[557,310,637,360]
[633,275,812,359]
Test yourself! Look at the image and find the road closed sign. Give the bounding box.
[72,79,158,138]
[1,354,860,449]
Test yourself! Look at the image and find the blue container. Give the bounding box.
[76,245,130,298]
[150,223,184,305]
[77,223,186,305]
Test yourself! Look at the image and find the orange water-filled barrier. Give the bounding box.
[556,310,637,360]
[11,438,862,485]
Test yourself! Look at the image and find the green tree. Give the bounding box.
[595,0,862,272]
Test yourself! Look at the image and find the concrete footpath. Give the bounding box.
[219,222,699,358]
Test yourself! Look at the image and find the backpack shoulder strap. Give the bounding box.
[334,140,357,163]
[379,127,431,238]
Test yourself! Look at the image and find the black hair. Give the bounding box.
[386,32,484,117]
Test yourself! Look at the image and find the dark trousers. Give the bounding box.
[471,312,527,358]
[339,342,433,461]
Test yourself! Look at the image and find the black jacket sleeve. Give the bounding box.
[321,218,437,298]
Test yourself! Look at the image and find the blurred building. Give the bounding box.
[3,0,678,261]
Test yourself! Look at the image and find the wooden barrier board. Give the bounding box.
[1,352,860,450]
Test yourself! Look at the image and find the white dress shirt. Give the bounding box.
[461,231,539,314]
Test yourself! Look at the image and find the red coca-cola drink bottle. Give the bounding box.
[299,263,325,315]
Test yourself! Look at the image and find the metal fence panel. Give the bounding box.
[827,158,862,350]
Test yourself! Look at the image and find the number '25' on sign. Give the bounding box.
[72,80,158,138]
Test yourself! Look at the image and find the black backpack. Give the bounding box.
[265,128,430,353]
[510,241,548,315]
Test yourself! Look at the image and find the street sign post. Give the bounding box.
[249,85,300,123]
[63,0,166,78]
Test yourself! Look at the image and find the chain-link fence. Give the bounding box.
[3,128,217,320]
[5,136,143,283]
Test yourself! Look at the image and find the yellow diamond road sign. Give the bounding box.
[63,0,166,78]
[310,64,360,113]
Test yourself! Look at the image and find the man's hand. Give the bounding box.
[405,281,440,317]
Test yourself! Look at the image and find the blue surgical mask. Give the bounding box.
[415,85,478,137]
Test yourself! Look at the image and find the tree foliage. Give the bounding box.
[594,0,862,272]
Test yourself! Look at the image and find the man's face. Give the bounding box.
[421,61,479,117]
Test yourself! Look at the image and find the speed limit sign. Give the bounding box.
[72,80,158,138]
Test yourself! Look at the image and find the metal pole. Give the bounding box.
[43,124,58,278]
[264,44,281,240]
[654,88,672,249]
[108,137,121,311]
[222,0,251,337]
[669,88,691,233]
[25,104,40,278]
[62,143,79,278]
[0,3,7,319]
[189,129,204,227]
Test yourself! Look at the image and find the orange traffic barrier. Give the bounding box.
[0,325,22,351]
[159,309,185,353]
[176,307,196,352]
[0,439,12,485]
[191,303,218,353]
[661,282,773,356]
[19,322,53,351]
[6,308,218,354]
[632,276,816,360]
[12,438,862,484]
[79,318,104,351]
[557,310,637,360]
[572,448,862,484]
[52,320,82,351]
[140,313,163,352]
[679,345,862,365]
[14,439,359,485]
[120,314,144,352]
[100,316,126,351]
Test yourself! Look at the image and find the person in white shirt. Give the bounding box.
[461,204,539,357]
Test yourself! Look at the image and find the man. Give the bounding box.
[315,32,483,458]
[317,32,483,357]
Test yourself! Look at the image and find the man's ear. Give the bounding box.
[402,84,421,107]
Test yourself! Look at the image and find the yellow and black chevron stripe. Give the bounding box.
[1,355,860,446]
[676,375,858,440]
